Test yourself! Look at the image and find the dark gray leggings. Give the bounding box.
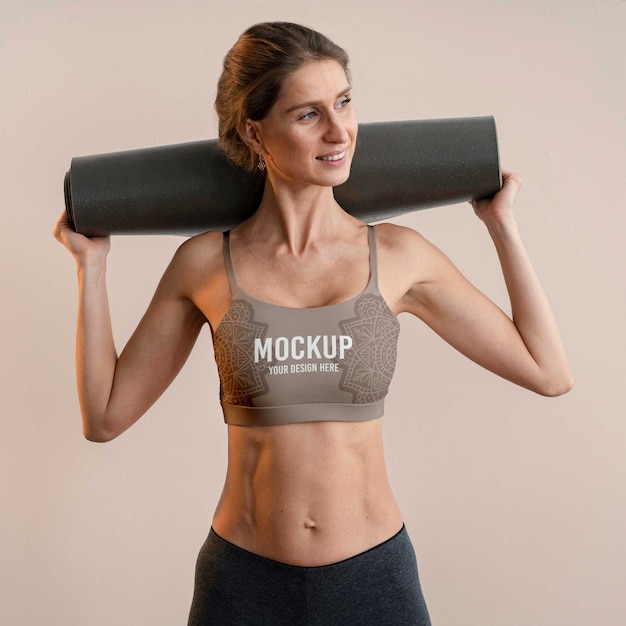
[188,525,431,625]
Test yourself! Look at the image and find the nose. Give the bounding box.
[324,110,350,144]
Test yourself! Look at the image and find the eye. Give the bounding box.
[300,110,318,121]
[338,96,352,109]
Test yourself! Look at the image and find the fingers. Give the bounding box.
[469,168,522,224]
[52,210,74,243]
[52,209,111,260]
[498,170,522,207]
[501,170,522,192]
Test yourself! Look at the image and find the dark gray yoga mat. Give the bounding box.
[64,116,501,236]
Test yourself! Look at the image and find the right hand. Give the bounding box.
[52,211,111,263]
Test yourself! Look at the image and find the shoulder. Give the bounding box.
[159,230,225,293]
[175,229,223,260]
[372,222,457,310]
[373,222,428,253]
[373,222,447,272]
[169,230,223,271]
[153,230,232,328]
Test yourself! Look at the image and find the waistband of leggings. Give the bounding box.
[209,524,407,571]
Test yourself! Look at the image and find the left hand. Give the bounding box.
[470,170,522,224]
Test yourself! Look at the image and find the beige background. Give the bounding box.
[1,1,625,624]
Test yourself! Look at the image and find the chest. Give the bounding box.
[234,249,371,309]
[213,289,401,412]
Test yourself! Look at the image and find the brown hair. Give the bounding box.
[215,22,351,173]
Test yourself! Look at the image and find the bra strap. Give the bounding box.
[367,225,379,288]
[225,227,379,295]
[222,231,240,296]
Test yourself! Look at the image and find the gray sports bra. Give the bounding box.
[212,225,400,426]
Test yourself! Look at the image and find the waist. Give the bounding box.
[212,501,404,567]
[212,419,402,565]
[207,523,409,570]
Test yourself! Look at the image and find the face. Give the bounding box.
[243,60,358,189]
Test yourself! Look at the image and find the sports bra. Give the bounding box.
[212,225,400,427]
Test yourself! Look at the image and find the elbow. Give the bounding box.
[82,418,122,443]
[83,428,116,443]
[80,404,136,442]
[84,431,114,443]
[536,371,575,397]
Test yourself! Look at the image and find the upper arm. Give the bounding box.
[380,225,545,392]
[102,236,214,439]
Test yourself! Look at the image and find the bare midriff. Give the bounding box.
[211,417,403,567]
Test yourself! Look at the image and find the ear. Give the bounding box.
[238,119,265,155]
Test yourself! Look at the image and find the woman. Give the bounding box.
[53,22,573,625]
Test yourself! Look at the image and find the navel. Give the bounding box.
[303,517,317,530]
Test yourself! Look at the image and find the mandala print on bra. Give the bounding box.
[213,300,269,405]
[339,293,400,403]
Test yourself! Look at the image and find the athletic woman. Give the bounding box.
[53,22,573,625]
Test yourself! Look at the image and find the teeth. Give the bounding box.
[319,151,346,161]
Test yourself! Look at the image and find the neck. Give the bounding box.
[245,179,348,256]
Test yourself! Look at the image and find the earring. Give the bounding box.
[258,155,266,171]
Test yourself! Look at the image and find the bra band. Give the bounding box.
[222,399,385,427]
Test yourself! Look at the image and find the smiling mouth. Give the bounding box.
[316,150,347,162]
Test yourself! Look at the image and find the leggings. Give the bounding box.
[188,525,431,625]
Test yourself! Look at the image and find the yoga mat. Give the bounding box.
[64,116,501,236]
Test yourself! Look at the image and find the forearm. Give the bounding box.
[75,258,119,440]
[484,214,573,395]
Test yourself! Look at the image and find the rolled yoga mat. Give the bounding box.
[64,116,501,236]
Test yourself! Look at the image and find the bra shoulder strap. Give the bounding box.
[367,225,380,289]
[222,231,241,296]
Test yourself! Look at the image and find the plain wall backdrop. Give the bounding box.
[1,1,625,624]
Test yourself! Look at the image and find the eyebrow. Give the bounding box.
[284,86,352,114]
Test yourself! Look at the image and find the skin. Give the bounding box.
[53,59,573,567]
